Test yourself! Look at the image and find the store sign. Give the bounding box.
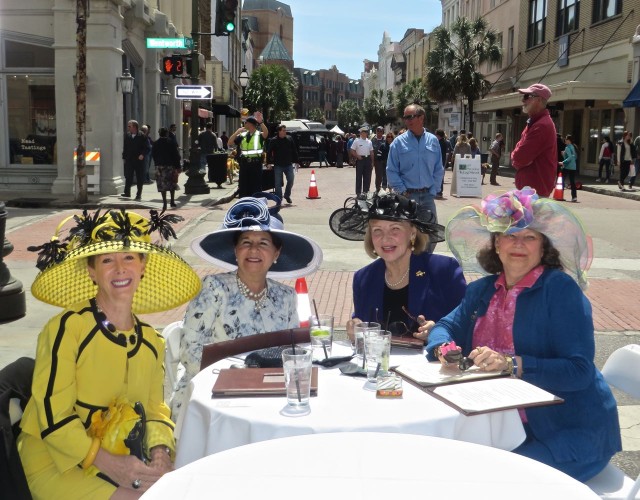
[146,38,189,49]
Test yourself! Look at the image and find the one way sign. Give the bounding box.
[174,85,213,100]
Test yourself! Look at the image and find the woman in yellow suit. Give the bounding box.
[18,209,200,499]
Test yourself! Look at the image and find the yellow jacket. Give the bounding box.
[20,299,174,475]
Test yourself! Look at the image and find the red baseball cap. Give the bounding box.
[518,83,551,100]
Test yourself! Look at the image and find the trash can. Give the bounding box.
[261,166,275,192]
[207,153,228,188]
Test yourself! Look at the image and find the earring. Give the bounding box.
[92,280,96,285]
[140,274,144,280]
[372,250,377,256]
[273,259,278,264]
[410,238,415,252]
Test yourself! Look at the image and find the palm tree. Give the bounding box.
[243,64,297,123]
[426,17,501,134]
[363,89,390,128]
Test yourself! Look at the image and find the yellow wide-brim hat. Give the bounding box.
[30,210,201,314]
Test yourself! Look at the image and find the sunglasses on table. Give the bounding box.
[402,113,422,120]
[521,93,539,100]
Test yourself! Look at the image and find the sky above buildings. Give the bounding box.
[286,0,443,80]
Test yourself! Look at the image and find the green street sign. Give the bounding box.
[146,38,188,49]
[185,37,194,49]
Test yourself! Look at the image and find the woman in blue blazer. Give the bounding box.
[333,194,466,340]
[427,187,620,481]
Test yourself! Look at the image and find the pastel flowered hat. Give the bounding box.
[446,187,592,289]
[29,209,201,313]
[191,197,323,279]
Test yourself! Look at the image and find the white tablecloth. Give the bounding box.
[174,343,526,467]
[148,433,599,500]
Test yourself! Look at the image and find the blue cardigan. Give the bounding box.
[427,269,621,464]
[353,252,467,325]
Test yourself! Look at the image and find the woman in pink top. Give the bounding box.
[427,187,620,482]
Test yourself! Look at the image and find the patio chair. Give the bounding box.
[200,327,310,371]
[161,321,184,402]
[585,344,640,499]
[0,357,35,499]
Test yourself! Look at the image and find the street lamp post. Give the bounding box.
[239,66,249,105]
[184,0,210,195]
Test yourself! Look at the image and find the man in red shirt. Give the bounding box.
[510,83,558,197]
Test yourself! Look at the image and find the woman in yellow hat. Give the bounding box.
[18,209,201,498]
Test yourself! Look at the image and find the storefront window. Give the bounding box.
[7,75,56,165]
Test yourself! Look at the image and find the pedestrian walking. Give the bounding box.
[597,136,614,183]
[121,120,149,201]
[489,133,504,186]
[152,127,181,210]
[616,130,636,190]
[266,124,299,204]
[560,134,578,202]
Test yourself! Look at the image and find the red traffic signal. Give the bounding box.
[162,56,184,76]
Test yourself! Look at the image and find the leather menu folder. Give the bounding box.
[212,367,319,398]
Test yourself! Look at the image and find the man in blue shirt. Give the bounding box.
[387,104,444,230]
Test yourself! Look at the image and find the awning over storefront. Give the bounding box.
[474,81,631,112]
[183,107,214,119]
[212,104,240,117]
[623,80,640,107]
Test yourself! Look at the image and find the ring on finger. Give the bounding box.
[476,346,483,354]
[132,479,141,489]
[482,361,488,368]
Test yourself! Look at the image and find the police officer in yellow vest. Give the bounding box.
[229,111,269,198]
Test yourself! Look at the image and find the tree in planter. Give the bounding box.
[307,107,325,123]
[425,17,501,135]
[337,99,362,132]
[243,64,297,123]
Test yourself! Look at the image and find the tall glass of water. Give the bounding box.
[354,322,380,362]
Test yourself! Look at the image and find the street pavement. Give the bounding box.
[1,165,639,478]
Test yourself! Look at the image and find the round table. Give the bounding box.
[174,343,526,467]
[148,433,599,499]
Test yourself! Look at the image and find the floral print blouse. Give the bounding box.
[170,272,298,416]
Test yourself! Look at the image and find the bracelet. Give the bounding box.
[512,355,519,377]
[82,437,101,469]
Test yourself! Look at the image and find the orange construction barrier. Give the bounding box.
[295,278,311,327]
[306,170,321,199]
[553,171,564,201]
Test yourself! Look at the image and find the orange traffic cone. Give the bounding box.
[306,170,321,199]
[553,171,564,201]
[296,278,311,327]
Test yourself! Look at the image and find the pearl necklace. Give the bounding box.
[385,266,410,288]
[236,273,268,312]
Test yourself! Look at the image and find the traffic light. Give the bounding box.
[162,56,184,76]
[215,0,238,35]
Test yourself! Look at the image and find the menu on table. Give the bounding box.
[392,361,563,415]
